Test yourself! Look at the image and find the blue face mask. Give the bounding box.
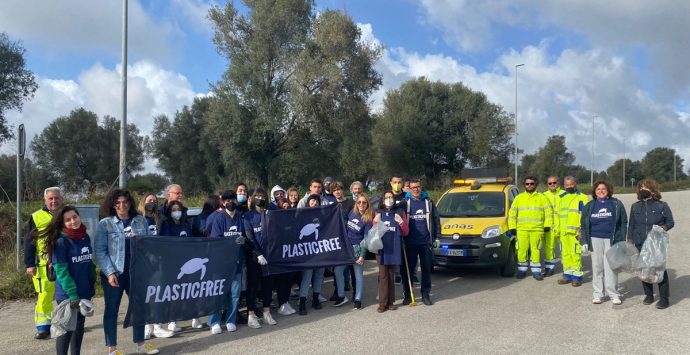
[237,194,247,203]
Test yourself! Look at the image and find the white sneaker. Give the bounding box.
[286,302,297,314]
[612,298,623,305]
[109,350,124,355]
[210,324,222,334]
[278,303,292,315]
[152,325,174,338]
[226,322,237,332]
[191,318,202,329]
[136,341,160,354]
[144,324,152,340]
[248,314,261,329]
[592,297,603,304]
[167,321,181,332]
[263,312,277,325]
[318,294,327,302]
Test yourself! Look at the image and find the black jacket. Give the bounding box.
[627,199,674,245]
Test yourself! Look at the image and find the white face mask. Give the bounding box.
[384,198,395,207]
[171,211,182,221]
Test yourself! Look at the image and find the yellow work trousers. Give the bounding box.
[516,230,543,275]
[541,230,556,271]
[31,265,54,330]
[560,233,583,281]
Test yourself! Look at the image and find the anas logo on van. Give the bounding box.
[443,224,473,230]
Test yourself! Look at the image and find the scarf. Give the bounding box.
[61,224,87,240]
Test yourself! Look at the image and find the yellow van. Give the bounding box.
[432,177,518,277]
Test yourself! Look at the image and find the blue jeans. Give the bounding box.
[335,263,363,300]
[101,271,144,346]
[208,270,242,326]
[299,268,325,297]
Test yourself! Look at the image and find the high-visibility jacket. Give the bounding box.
[25,208,53,267]
[557,190,589,236]
[543,188,564,236]
[508,191,553,231]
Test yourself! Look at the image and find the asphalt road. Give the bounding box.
[2,191,689,354]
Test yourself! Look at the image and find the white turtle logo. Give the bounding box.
[123,226,134,238]
[598,208,607,213]
[415,209,424,215]
[299,218,320,240]
[229,226,238,232]
[80,247,89,254]
[352,219,359,224]
[177,258,209,280]
[179,231,188,237]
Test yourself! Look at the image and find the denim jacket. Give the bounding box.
[94,215,149,277]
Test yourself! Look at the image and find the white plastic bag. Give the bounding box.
[633,225,669,283]
[606,242,639,273]
[364,221,386,253]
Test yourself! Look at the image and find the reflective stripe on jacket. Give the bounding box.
[508,191,553,231]
[558,191,589,236]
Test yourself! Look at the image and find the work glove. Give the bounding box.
[257,255,268,266]
[581,244,590,255]
[394,214,403,225]
[70,299,80,309]
[510,229,517,236]
[544,227,550,233]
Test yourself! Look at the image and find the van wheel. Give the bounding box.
[500,242,516,277]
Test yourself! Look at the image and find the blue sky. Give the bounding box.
[2,0,690,177]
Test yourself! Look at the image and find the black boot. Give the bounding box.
[656,297,669,309]
[298,297,307,315]
[422,293,433,306]
[312,292,322,309]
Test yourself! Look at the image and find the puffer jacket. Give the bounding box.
[627,199,674,245]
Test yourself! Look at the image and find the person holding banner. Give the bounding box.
[208,191,245,334]
[374,191,409,313]
[160,200,192,238]
[298,194,327,315]
[244,189,286,327]
[94,189,159,355]
[339,193,373,309]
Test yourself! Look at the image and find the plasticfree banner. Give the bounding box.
[124,236,239,328]
[261,204,355,275]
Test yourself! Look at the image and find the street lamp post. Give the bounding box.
[118,0,128,188]
[514,63,524,182]
[591,114,597,186]
[622,139,626,187]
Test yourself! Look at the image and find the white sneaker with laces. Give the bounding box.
[263,312,277,325]
[191,318,202,329]
[278,303,292,315]
[318,294,327,302]
[612,298,623,305]
[136,341,160,354]
[210,324,222,334]
[592,297,603,304]
[152,324,174,338]
[248,314,261,329]
[226,322,237,332]
[167,321,181,332]
[144,324,152,340]
[108,351,124,355]
[286,302,297,314]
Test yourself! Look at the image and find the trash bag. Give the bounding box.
[633,225,669,283]
[605,242,639,273]
[364,221,386,253]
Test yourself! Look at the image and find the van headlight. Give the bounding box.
[481,225,501,239]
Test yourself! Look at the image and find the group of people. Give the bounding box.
[508,175,674,308]
[24,175,441,355]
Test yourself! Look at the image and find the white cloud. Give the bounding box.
[171,0,217,35]
[363,22,690,172]
[0,0,178,64]
[3,61,201,169]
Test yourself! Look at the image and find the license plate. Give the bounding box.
[446,249,465,256]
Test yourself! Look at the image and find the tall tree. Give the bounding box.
[0,33,38,144]
[206,1,381,187]
[605,158,644,187]
[373,77,513,186]
[524,135,576,183]
[640,147,686,183]
[151,97,222,193]
[30,108,145,190]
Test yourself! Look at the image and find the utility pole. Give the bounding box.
[590,114,597,186]
[622,139,626,187]
[118,0,128,188]
[514,63,524,182]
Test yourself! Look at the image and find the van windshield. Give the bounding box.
[437,192,505,218]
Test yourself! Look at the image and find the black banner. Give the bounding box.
[124,236,239,328]
[261,204,355,275]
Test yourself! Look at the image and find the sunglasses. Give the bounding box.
[524,182,536,186]
[356,201,368,205]
[547,182,557,185]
